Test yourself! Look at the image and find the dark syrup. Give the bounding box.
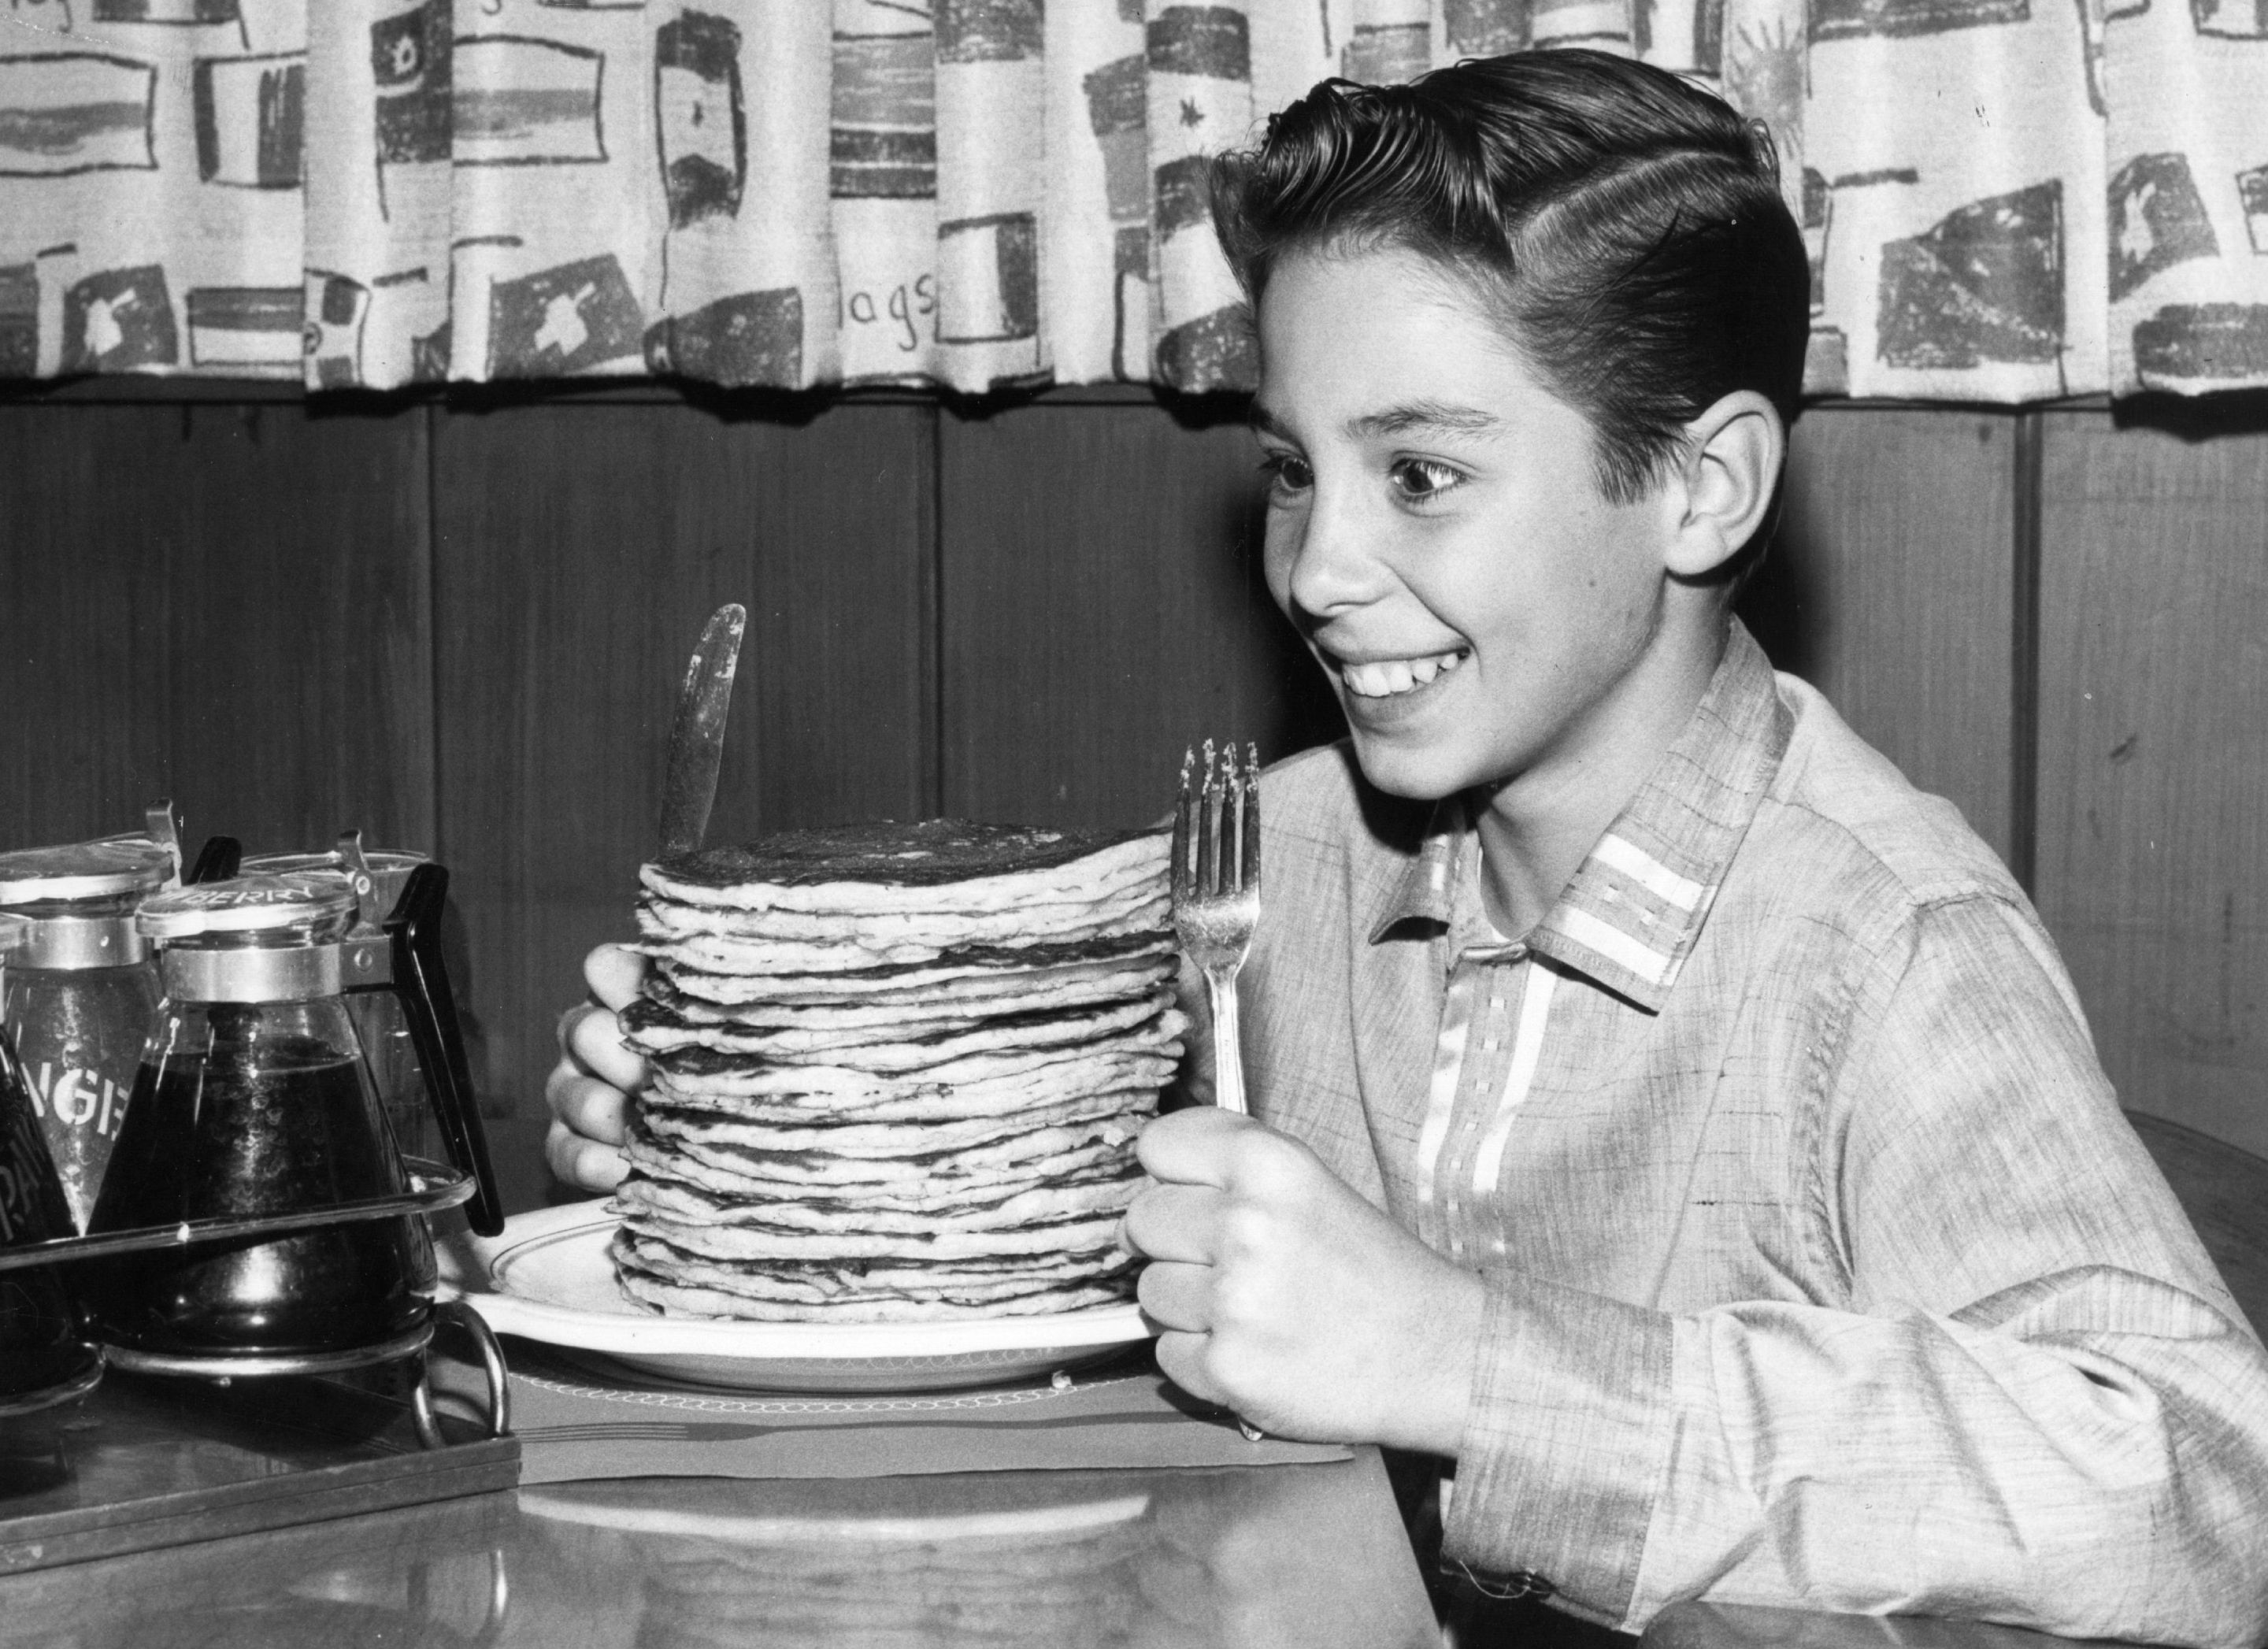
[0,1036,99,1400]
[83,1018,432,1357]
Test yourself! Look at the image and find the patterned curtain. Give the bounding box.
[1,0,2261,398]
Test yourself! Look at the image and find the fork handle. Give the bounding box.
[1203,965,1247,1117]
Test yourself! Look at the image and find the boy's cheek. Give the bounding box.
[1258,519,1310,608]
[1259,559,1299,622]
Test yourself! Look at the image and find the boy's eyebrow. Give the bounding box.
[1247,398,1507,443]
[1347,399,1505,439]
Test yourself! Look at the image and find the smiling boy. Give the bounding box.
[1112,51,2268,1643]
[547,50,2268,1646]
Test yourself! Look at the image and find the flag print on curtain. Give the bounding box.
[934,0,1047,391]
[1797,0,2110,398]
[0,0,2260,396]
[1045,0,1149,382]
[1147,1,1256,392]
[1347,0,1434,82]
[2102,0,2268,392]
[302,0,449,387]
[647,1,836,390]
[0,53,160,179]
[446,3,650,384]
[831,0,938,384]
[0,0,301,379]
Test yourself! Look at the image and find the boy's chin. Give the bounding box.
[1346,732,1490,802]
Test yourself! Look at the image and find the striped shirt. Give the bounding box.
[1234,623,2268,1643]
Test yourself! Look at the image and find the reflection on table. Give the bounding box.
[0,1451,1439,1649]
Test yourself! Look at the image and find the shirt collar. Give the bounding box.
[1369,803,1462,936]
[1366,621,1792,1011]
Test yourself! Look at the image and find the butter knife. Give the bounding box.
[657,603,747,860]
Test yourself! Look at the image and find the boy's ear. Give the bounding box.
[1662,391,1785,581]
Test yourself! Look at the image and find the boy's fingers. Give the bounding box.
[1136,1257,1213,1332]
[545,1067,632,1145]
[555,1001,595,1054]
[546,1121,629,1192]
[543,1042,580,1121]
[1151,1328,1225,1409]
[562,1002,647,1095]
[584,942,647,1013]
[1136,1105,1258,1187]
[1121,1182,1221,1264]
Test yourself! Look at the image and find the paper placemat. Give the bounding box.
[432,1341,1348,1486]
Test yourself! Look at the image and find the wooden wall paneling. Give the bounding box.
[2033,409,2268,1155]
[0,403,433,855]
[938,404,1341,829]
[165,404,436,855]
[434,402,936,1209]
[1744,405,2021,865]
[0,407,172,848]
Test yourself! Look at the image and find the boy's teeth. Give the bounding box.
[1341,650,1465,698]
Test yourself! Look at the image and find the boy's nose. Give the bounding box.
[1281,484,1389,619]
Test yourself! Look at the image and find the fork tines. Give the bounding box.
[1173,739,1261,901]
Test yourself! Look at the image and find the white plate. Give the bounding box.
[438,1202,1155,1394]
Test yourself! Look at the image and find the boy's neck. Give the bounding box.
[1472,607,1733,940]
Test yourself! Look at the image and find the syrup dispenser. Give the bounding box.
[0,803,182,1228]
[80,854,503,1376]
[0,926,102,1416]
[240,843,448,1162]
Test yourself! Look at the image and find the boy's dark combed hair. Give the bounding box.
[1210,51,1810,514]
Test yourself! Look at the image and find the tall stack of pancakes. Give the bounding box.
[612,821,1183,1323]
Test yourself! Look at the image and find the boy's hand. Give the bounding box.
[544,942,647,1192]
[1122,1107,1483,1456]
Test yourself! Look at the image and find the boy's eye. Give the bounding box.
[1388,458,1465,505]
[1258,451,1313,494]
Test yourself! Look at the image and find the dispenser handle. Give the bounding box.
[187,836,243,885]
[385,864,505,1236]
[144,799,184,886]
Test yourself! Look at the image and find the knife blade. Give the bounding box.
[656,603,747,860]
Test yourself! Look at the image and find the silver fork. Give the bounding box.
[1171,743,1268,1443]
[1172,741,1261,1116]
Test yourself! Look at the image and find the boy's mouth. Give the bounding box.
[1335,648,1469,699]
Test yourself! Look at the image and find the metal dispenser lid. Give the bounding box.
[242,843,428,932]
[139,875,387,1002]
[138,874,358,944]
[0,839,176,906]
[242,847,428,880]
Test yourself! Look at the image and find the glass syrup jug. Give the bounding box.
[0,921,103,1414]
[81,866,502,1366]
[0,836,174,1230]
[240,844,443,1165]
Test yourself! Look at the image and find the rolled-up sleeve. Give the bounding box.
[1443,895,2268,1646]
